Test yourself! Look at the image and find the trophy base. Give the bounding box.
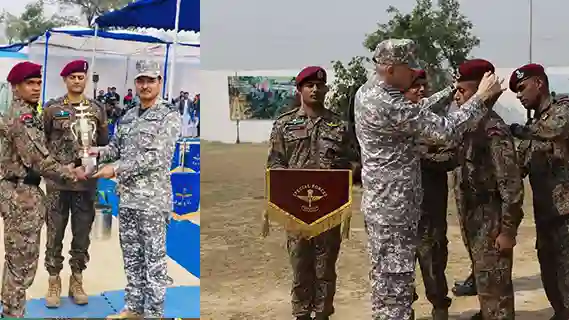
[81,156,98,176]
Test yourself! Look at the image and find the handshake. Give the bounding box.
[65,146,116,181]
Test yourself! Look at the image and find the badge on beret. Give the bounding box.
[316,70,324,79]
[516,70,524,79]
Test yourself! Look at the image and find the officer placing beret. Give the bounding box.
[509,63,569,319]
[0,61,86,318]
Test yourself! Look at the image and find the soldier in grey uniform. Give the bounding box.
[91,60,181,318]
[354,39,504,320]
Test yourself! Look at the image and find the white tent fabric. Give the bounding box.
[26,27,200,101]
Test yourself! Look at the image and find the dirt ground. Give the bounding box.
[201,142,553,320]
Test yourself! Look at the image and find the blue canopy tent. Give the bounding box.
[30,27,198,104]
[95,0,200,101]
[94,0,200,32]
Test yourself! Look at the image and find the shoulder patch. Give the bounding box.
[19,113,33,126]
[487,126,505,137]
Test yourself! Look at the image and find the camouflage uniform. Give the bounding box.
[354,39,490,320]
[415,144,456,312]
[453,111,524,319]
[99,98,180,317]
[266,106,354,319]
[42,97,108,295]
[516,97,569,318]
[0,97,76,317]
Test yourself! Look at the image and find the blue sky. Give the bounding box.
[201,0,569,70]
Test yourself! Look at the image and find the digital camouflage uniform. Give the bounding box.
[415,143,456,312]
[42,96,108,304]
[99,99,180,318]
[266,106,354,319]
[516,97,569,319]
[453,111,524,319]
[0,97,76,317]
[354,39,490,320]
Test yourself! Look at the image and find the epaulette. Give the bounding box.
[276,107,299,120]
[43,98,60,109]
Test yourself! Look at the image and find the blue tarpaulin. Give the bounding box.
[95,0,200,32]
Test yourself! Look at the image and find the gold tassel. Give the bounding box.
[341,215,351,239]
[261,209,270,238]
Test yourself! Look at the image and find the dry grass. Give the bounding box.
[201,141,551,319]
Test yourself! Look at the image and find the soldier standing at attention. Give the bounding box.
[0,61,86,318]
[42,59,109,308]
[404,69,454,320]
[266,66,355,320]
[509,63,569,320]
[91,60,181,319]
[354,39,504,320]
[452,59,524,320]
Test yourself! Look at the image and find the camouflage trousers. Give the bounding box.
[44,188,96,275]
[287,226,342,317]
[0,182,46,317]
[536,218,569,319]
[119,207,172,318]
[416,188,451,309]
[460,213,514,319]
[365,218,418,320]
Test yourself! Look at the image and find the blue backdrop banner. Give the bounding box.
[171,138,200,172]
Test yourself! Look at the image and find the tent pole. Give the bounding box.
[163,43,170,99]
[167,0,182,102]
[91,24,99,99]
[41,31,51,106]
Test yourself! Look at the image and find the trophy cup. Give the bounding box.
[70,103,98,175]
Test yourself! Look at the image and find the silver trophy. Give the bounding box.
[70,103,97,175]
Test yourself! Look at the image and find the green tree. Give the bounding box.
[0,0,77,43]
[328,0,480,118]
[49,0,134,26]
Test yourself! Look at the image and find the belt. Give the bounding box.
[3,175,41,187]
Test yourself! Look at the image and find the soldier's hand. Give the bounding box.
[92,165,116,179]
[477,72,506,102]
[494,233,516,251]
[73,166,88,181]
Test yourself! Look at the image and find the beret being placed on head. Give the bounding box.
[457,59,495,82]
[60,59,89,77]
[509,63,545,92]
[7,61,42,85]
[296,66,327,87]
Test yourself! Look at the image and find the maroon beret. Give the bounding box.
[509,63,545,92]
[415,69,427,80]
[296,66,327,87]
[457,59,495,82]
[6,61,42,85]
[60,59,89,77]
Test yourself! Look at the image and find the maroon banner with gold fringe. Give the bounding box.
[265,168,352,238]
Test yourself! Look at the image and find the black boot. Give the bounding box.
[431,307,449,320]
[314,314,329,320]
[452,272,477,296]
[470,311,483,320]
[296,315,313,320]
